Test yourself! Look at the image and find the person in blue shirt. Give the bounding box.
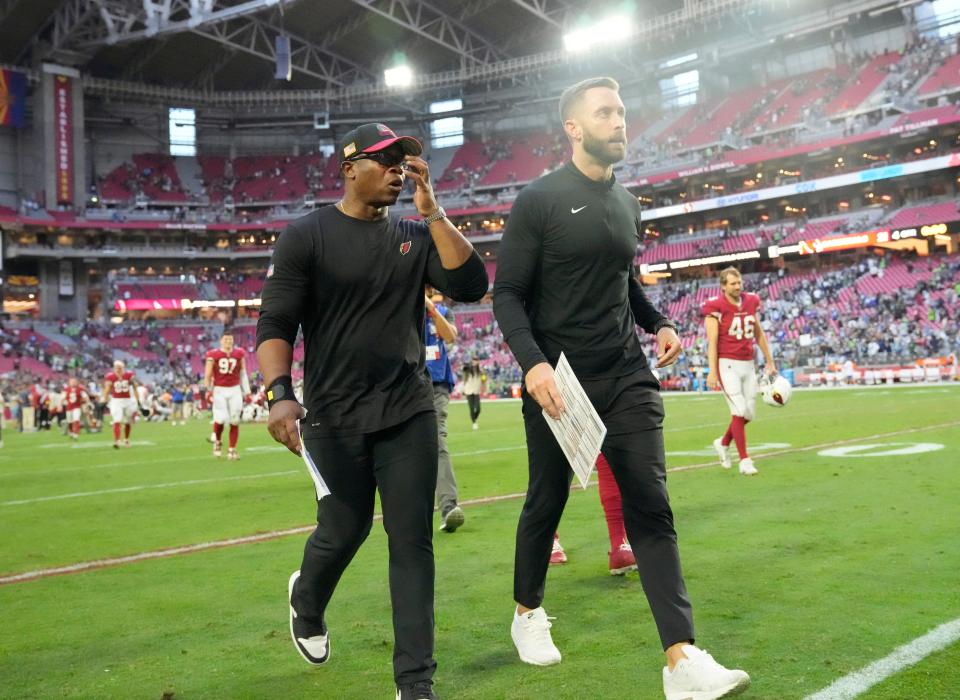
[424,289,465,533]
[171,384,186,426]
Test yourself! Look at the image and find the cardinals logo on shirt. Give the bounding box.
[399,241,412,255]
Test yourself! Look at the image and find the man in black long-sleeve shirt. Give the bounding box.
[493,79,750,700]
[256,123,488,700]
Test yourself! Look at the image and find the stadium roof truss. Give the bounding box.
[506,0,576,29]
[342,0,507,67]
[23,0,376,88]
[10,0,921,105]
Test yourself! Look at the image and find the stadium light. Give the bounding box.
[563,14,633,53]
[384,65,413,88]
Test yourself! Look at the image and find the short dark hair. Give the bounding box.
[558,77,620,123]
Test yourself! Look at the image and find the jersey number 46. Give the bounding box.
[729,316,756,341]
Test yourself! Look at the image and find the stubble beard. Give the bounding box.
[582,131,625,166]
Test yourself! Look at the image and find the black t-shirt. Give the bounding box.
[256,206,488,437]
[493,161,669,381]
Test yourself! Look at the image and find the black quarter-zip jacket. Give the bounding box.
[493,161,669,382]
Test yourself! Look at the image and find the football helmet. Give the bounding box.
[760,373,791,407]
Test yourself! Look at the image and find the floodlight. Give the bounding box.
[563,14,633,53]
[384,65,413,88]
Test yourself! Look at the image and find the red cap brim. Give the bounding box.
[362,135,423,156]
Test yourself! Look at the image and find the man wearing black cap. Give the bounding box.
[256,122,488,700]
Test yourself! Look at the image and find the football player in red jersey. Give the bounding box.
[550,451,639,575]
[63,377,90,441]
[204,331,249,460]
[103,360,144,448]
[703,267,776,475]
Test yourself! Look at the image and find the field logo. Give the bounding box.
[818,442,945,458]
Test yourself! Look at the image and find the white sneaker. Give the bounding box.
[738,458,758,476]
[472,422,478,431]
[511,607,561,666]
[662,645,750,700]
[712,438,732,469]
[213,442,222,458]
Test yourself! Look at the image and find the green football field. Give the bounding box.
[2,384,958,699]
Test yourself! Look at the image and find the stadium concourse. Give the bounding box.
[3,0,960,697]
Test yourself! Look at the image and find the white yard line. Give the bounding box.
[0,453,270,479]
[804,618,960,700]
[0,470,299,507]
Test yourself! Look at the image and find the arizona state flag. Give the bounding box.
[0,69,28,128]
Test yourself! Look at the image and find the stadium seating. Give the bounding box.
[638,237,700,264]
[99,163,137,201]
[197,155,228,202]
[213,277,263,299]
[132,154,187,202]
[114,283,200,300]
[483,260,496,284]
[435,141,489,192]
[478,134,564,187]
[199,153,338,203]
[916,52,960,96]
[751,72,831,133]
[824,53,901,115]
[888,201,960,228]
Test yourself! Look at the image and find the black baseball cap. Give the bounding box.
[338,123,423,163]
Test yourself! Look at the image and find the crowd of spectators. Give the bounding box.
[439,253,960,394]
[883,33,955,103]
[3,255,959,401]
[651,253,960,373]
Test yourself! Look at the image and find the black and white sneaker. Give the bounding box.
[288,570,330,665]
[396,680,438,699]
[439,505,465,533]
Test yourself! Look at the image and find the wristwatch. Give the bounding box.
[423,207,447,225]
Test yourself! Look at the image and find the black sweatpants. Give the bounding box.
[292,410,438,685]
[513,371,696,650]
[466,394,481,423]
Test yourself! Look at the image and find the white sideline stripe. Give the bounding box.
[2,420,958,585]
[39,440,156,450]
[0,470,299,507]
[0,452,280,479]
[0,527,317,585]
[804,618,960,700]
[0,488,536,585]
